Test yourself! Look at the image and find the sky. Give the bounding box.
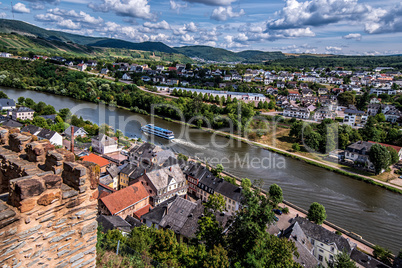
[0,0,402,55]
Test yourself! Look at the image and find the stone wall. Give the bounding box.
[0,127,99,268]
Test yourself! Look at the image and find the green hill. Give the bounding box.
[0,19,176,53]
[174,45,244,62]
[236,50,286,62]
[174,46,286,62]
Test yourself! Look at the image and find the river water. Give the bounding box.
[2,87,401,253]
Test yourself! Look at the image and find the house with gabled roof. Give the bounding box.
[0,99,16,111]
[64,125,88,138]
[99,181,151,220]
[91,133,119,154]
[282,217,353,268]
[134,164,188,206]
[36,129,63,146]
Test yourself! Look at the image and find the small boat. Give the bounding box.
[141,124,174,140]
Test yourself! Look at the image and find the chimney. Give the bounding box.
[70,126,74,153]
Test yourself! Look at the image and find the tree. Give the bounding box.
[241,178,251,191]
[202,244,230,268]
[24,98,35,108]
[307,202,327,224]
[369,144,391,175]
[268,184,283,206]
[226,184,276,265]
[292,143,300,152]
[212,164,224,177]
[387,146,399,165]
[0,91,8,99]
[58,108,72,122]
[17,96,25,105]
[32,116,49,129]
[327,250,357,268]
[375,113,386,122]
[373,245,393,266]
[205,193,226,213]
[304,131,321,152]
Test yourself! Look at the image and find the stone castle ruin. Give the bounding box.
[0,126,99,268]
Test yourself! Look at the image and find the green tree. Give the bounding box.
[369,144,391,175]
[307,202,327,225]
[226,184,276,266]
[196,215,225,251]
[292,143,300,152]
[327,250,357,268]
[32,116,49,129]
[373,245,393,266]
[24,98,35,108]
[241,178,252,191]
[42,105,56,115]
[203,244,230,268]
[212,164,224,177]
[58,108,72,122]
[387,146,399,165]
[304,131,321,152]
[0,91,8,99]
[205,193,226,213]
[17,96,25,105]
[375,113,386,122]
[268,184,283,206]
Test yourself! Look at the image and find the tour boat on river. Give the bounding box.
[141,124,175,140]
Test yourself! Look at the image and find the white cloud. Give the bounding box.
[57,19,81,29]
[210,6,244,21]
[274,44,317,54]
[170,0,187,14]
[143,20,170,30]
[182,0,236,6]
[0,12,5,18]
[88,0,156,21]
[13,3,30,13]
[172,22,198,35]
[223,35,249,48]
[22,0,59,4]
[342,33,362,40]
[325,46,342,54]
[30,3,45,10]
[363,3,402,34]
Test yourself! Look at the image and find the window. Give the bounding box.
[318,255,323,262]
[319,249,324,253]
[331,247,334,252]
[311,239,314,245]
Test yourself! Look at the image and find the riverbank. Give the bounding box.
[190,158,378,257]
[159,114,402,195]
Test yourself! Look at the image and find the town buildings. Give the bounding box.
[8,106,34,121]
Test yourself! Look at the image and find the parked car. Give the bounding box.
[273,216,279,222]
[273,209,282,215]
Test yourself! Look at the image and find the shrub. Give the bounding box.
[282,207,289,214]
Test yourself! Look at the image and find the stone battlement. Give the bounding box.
[0,127,99,268]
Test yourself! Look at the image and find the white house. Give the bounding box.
[92,133,119,154]
[122,73,131,80]
[37,129,63,146]
[0,99,16,111]
[64,125,88,137]
[283,106,310,119]
[8,106,34,121]
[77,63,87,71]
[0,52,12,58]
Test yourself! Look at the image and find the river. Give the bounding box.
[2,87,401,253]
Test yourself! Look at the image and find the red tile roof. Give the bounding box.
[101,182,150,215]
[81,153,110,167]
[133,204,151,219]
[368,141,402,152]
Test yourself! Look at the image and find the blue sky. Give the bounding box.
[1,0,402,55]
